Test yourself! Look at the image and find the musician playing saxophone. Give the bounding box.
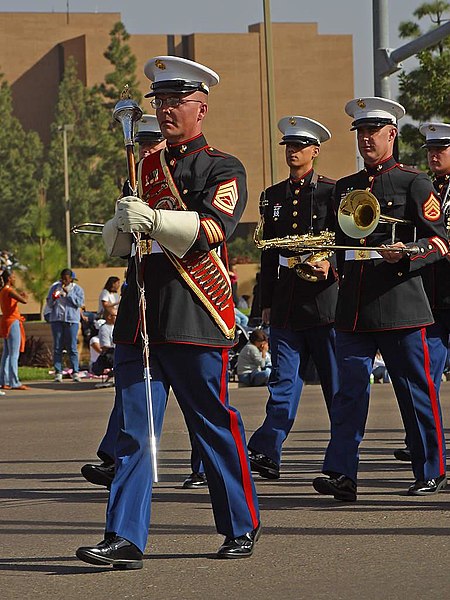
[313,97,448,502]
[248,116,339,480]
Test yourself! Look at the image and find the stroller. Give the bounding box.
[228,324,250,382]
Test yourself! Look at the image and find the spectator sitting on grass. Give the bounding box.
[372,351,390,384]
[237,294,251,311]
[89,336,102,372]
[237,329,272,387]
[91,310,116,376]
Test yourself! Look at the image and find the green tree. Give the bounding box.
[0,74,43,251]
[20,188,66,313]
[45,57,120,267]
[94,21,144,193]
[45,23,142,267]
[397,1,450,167]
[96,21,142,110]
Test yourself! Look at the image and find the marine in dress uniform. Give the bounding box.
[313,98,448,502]
[76,57,260,570]
[247,116,339,479]
[394,122,450,462]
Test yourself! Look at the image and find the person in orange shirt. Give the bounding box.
[0,270,28,390]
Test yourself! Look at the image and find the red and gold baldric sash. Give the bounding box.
[137,149,235,339]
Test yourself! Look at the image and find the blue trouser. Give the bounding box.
[97,403,119,463]
[51,321,79,373]
[98,397,205,475]
[401,318,450,449]
[189,435,204,474]
[238,368,272,387]
[372,366,390,383]
[248,324,339,465]
[426,320,449,394]
[323,328,446,483]
[0,319,22,388]
[106,343,259,553]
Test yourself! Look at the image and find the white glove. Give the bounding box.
[152,210,200,258]
[116,196,200,258]
[116,196,156,234]
[102,214,133,257]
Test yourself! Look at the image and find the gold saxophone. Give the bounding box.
[253,216,335,282]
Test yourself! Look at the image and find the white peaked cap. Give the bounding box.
[135,114,164,142]
[345,97,405,130]
[278,116,331,145]
[144,56,219,98]
[419,122,450,147]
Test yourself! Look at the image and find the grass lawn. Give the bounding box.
[18,367,52,381]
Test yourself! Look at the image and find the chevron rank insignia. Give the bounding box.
[212,179,238,216]
[422,192,441,221]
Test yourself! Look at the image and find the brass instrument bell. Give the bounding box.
[338,189,412,241]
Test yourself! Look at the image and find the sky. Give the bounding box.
[0,0,446,98]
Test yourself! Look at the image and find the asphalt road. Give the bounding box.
[1,379,449,599]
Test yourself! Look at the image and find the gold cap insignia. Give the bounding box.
[155,59,166,70]
[429,125,436,131]
[357,99,366,109]
[200,82,208,91]
[289,117,297,126]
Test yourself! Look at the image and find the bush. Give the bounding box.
[19,336,53,368]
[227,234,261,264]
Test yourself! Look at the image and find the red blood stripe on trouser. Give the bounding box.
[421,327,445,475]
[220,348,259,528]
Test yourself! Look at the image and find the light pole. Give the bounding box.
[373,0,450,98]
[60,123,74,268]
[263,0,278,185]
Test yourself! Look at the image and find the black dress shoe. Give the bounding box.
[182,472,208,489]
[81,462,115,489]
[76,535,143,570]
[393,447,411,462]
[407,474,447,496]
[217,522,261,559]
[313,474,357,501]
[248,449,280,479]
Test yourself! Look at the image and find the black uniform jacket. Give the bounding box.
[422,174,450,328]
[260,169,338,331]
[114,134,246,347]
[335,157,449,332]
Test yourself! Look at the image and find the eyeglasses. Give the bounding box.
[150,97,203,109]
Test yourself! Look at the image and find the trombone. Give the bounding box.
[71,223,103,235]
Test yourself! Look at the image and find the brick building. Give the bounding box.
[0,11,355,225]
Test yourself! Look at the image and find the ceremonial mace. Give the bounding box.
[113,87,159,482]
